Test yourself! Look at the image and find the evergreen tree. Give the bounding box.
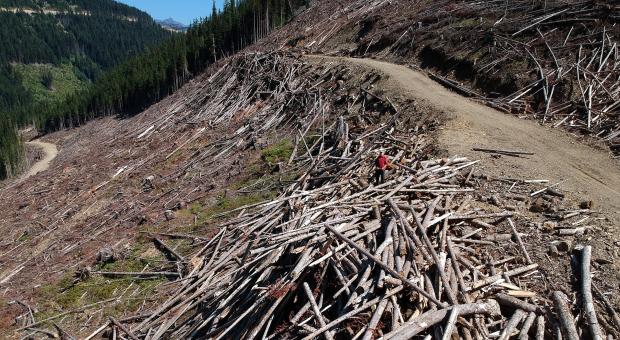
[41,70,54,90]
[0,0,308,180]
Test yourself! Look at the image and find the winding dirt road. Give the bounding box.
[22,140,58,179]
[314,56,620,223]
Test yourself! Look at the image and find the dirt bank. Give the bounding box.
[22,140,58,180]
[312,56,620,226]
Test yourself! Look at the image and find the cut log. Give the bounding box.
[384,300,501,340]
[552,291,579,340]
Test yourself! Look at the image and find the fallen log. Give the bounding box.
[499,309,526,340]
[109,317,139,340]
[496,293,539,313]
[383,300,501,340]
[581,246,604,340]
[552,291,579,340]
[324,224,447,308]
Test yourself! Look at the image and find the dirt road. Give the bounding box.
[314,56,620,223]
[22,140,58,179]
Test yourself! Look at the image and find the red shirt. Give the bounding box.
[376,155,388,169]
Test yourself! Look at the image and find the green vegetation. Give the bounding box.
[182,139,300,229]
[453,18,479,28]
[0,1,170,66]
[0,65,28,177]
[39,273,162,314]
[13,63,85,105]
[38,242,164,315]
[0,0,173,179]
[40,70,53,90]
[211,192,276,214]
[36,0,306,130]
[261,139,293,163]
[0,118,23,178]
[187,191,277,228]
[15,230,29,242]
[0,0,151,15]
[0,0,307,181]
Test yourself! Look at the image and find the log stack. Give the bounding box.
[95,61,614,337]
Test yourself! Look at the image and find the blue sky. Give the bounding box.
[117,0,225,25]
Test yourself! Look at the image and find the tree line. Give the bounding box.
[1,0,308,179]
[0,0,173,178]
[37,0,308,130]
[0,66,29,177]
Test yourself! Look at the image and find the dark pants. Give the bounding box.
[374,169,385,185]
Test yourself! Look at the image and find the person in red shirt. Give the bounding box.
[374,152,389,185]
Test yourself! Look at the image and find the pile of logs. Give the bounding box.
[88,64,614,337]
[481,0,620,155]
[9,51,617,338]
[5,51,411,339]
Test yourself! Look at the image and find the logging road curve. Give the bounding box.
[311,56,620,223]
[22,140,58,179]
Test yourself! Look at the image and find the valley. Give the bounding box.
[0,0,619,339]
[0,0,173,179]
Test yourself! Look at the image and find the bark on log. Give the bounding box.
[499,309,526,340]
[519,312,538,340]
[552,291,579,340]
[109,317,139,340]
[582,245,604,340]
[441,305,460,340]
[496,293,539,313]
[384,300,501,340]
[303,282,334,340]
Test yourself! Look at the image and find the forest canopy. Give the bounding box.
[0,0,308,179]
[0,0,172,177]
[75,0,304,120]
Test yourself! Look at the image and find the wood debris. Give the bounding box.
[62,54,613,339]
[5,51,618,339]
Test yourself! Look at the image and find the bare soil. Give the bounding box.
[21,140,58,180]
[315,56,620,227]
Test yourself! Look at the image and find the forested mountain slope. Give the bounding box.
[0,0,306,180]
[36,0,304,130]
[0,0,172,178]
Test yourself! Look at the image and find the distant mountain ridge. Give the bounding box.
[156,17,187,32]
[0,0,149,17]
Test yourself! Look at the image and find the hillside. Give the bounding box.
[1,0,620,339]
[0,0,300,180]
[257,0,620,157]
[0,0,172,178]
[0,0,171,85]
